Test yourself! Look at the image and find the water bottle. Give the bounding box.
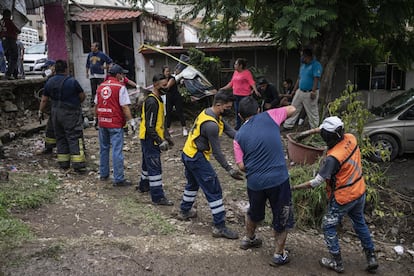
[374,81,378,90]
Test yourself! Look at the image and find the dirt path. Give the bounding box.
[1,126,413,275]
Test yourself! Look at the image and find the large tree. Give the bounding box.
[133,0,414,102]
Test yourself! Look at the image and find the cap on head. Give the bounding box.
[109,64,128,74]
[319,116,344,133]
[257,78,268,85]
[44,60,56,67]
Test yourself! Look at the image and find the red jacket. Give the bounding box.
[96,77,126,128]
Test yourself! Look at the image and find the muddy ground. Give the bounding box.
[0,119,413,276]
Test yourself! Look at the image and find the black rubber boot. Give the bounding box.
[364,249,379,273]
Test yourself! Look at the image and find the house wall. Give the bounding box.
[71,20,147,95]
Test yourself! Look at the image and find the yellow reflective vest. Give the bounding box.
[183,109,224,160]
[139,94,165,143]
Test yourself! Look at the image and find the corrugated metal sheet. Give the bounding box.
[139,41,276,55]
[71,8,142,22]
[25,0,60,10]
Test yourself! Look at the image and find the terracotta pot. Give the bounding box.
[286,133,325,165]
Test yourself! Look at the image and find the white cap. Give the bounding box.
[319,116,344,132]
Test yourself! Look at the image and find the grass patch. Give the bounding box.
[115,197,176,235]
[0,173,60,251]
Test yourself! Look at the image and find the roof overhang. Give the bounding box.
[70,8,142,22]
[139,41,276,55]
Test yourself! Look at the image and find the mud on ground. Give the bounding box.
[0,122,413,276]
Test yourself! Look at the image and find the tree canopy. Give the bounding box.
[133,0,414,100]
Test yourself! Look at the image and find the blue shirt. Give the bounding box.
[86,51,112,75]
[299,59,322,91]
[44,74,84,108]
[235,112,288,191]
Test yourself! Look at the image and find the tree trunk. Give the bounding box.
[62,0,74,74]
[318,27,343,105]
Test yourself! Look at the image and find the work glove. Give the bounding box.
[159,140,169,152]
[128,119,137,132]
[229,168,244,180]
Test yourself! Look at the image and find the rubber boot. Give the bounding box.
[320,252,344,273]
[364,249,378,272]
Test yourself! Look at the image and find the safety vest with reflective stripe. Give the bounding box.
[139,94,165,142]
[326,133,366,205]
[183,109,224,160]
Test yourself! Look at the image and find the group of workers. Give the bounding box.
[34,45,379,273]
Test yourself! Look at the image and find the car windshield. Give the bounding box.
[370,89,414,117]
[25,43,46,54]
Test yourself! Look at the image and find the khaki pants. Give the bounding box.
[283,89,319,129]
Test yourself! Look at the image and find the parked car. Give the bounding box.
[23,42,47,73]
[364,89,414,162]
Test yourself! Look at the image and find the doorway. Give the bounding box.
[107,23,135,82]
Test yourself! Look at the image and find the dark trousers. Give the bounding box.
[234,95,247,130]
[52,106,86,169]
[3,38,18,78]
[90,78,104,105]
[166,92,186,128]
[139,138,166,202]
[45,117,56,149]
[180,152,226,227]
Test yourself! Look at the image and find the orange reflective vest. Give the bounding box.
[326,133,366,205]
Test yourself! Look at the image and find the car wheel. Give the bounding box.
[369,134,399,162]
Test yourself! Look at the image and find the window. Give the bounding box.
[81,24,102,54]
[354,63,406,91]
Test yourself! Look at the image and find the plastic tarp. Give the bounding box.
[174,54,217,101]
[1,0,29,29]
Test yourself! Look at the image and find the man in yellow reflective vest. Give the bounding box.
[292,116,378,273]
[137,74,173,206]
[178,90,244,239]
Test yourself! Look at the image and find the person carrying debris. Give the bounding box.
[178,90,243,239]
[291,116,378,273]
[234,96,296,265]
[137,74,173,206]
[162,65,188,136]
[40,60,86,172]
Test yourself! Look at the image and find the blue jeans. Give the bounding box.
[99,127,125,183]
[322,193,375,254]
[180,152,226,227]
